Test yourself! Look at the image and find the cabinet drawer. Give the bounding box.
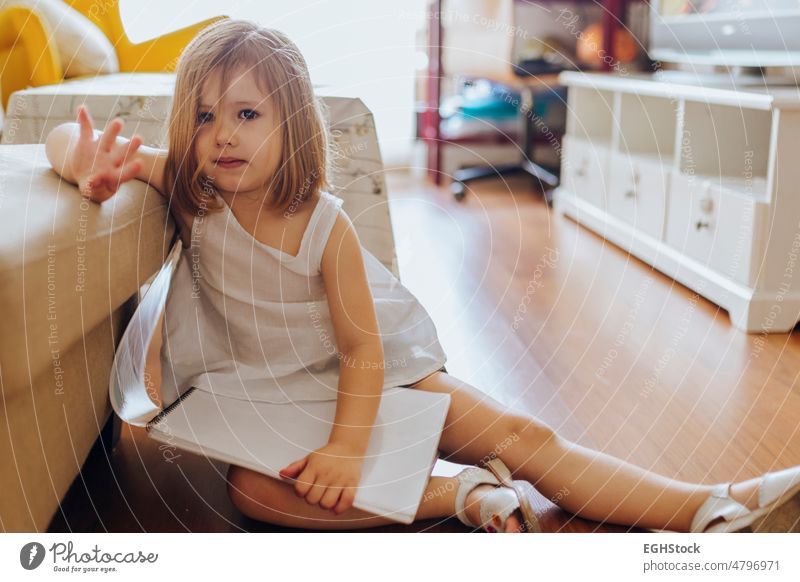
[561,136,610,209]
[665,173,763,286]
[607,155,669,240]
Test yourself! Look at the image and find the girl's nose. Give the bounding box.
[214,119,237,147]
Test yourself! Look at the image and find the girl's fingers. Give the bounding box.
[80,175,96,198]
[333,486,356,514]
[294,469,315,498]
[98,118,123,152]
[119,159,142,183]
[104,160,141,190]
[111,135,142,167]
[280,456,308,479]
[77,106,94,141]
[304,481,327,506]
[81,174,110,202]
[319,486,343,511]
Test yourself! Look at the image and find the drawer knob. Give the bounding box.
[624,189,636,199]
[695,220,711,231]
[699,197,714,214]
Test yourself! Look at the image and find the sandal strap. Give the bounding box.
[483,457,514,488]
[759,467,800,508]
[690,483,751,533]
[454,467,500,527]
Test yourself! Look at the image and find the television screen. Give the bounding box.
[650,0,800,67]
[659,0,799,17]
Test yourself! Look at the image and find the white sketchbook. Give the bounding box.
[109,239,450,525]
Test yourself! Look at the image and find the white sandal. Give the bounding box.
[690,466,800,533]
[453,459,541,533]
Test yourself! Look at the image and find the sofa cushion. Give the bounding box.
[0,144,175,398]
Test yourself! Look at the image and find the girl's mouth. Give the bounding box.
[214,158,247,169]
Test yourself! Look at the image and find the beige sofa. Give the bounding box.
[0,96,396,532]
[0,144,174,532]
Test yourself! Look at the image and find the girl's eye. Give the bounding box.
[197,111,214,124]
[239,109,259,120]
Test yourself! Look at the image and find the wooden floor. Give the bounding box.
[50,172,800,533]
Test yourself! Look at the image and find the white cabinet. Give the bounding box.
[607,154,669,240]
[555,71,800,333]
[562,136,610,209]
[665,174,764,287]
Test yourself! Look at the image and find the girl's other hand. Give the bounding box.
[72,105,143,202]
[279,441,364,515]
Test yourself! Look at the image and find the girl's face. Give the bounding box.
[194,66,282,201]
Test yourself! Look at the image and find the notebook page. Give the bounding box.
[109,239,183,427]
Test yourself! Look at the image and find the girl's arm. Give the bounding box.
[319,211,385,453]
[279,211,385,514]
[45,106,167,202]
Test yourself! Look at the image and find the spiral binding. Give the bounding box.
[146,386,197,431]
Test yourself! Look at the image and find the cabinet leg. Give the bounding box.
[729,296,800,333]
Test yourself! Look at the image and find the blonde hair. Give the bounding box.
[164,20,329,217]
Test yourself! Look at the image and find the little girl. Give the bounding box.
[46,19,800,534]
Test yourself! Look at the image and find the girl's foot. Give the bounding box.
[690,466,800,532]
[453,463,540,533]
[464,484,524,532]
[730,478,769,510]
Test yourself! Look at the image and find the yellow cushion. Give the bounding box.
[0,0,119,77]
[0,7,62,108]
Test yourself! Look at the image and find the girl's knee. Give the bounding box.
[509,415,557,450]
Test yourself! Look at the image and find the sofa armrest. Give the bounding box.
[0,144,175,397]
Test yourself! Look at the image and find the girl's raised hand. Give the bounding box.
[279,441,364,515]
[72,105,143,202]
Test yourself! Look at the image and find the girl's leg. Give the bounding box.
[226,465,521,531]
[409,371,761,532]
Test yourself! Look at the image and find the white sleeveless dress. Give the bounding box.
[159,190,448,405]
